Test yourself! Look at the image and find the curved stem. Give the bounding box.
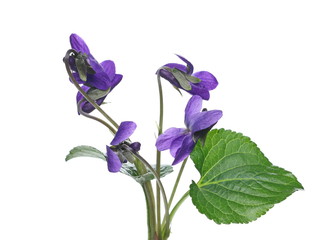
[63,49,119,130]
[132,152,170,239]
[77,101,116,134]
[168,158,188,209]
[169,190,189,223]
[156,70,164,239]
[162,191,190,239]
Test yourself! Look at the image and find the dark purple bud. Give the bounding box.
[129,142,141,152]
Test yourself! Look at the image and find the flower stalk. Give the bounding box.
[77,100,115,132]
[156,70,164,239]
[134,159,157,239]
[162,191,190,239]
[168,158,188,209]
[132,151,170,239]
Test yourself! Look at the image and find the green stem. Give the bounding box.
[135,160,156,240]
[161,158,188,237]
[77,101,116,133]
[142,185,156,240]
[64,50,119,131]
[156,70,164,239]
[162,191,190,239]
[169,190,189,224]
[132,152,170,239]
[167,158,188,209]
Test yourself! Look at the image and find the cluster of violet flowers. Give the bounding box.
[64,33,222,239]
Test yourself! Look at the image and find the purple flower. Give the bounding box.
[158,55,218,100]
[156,95,222,165]
[106,121,140,172]
[69,34,123,113]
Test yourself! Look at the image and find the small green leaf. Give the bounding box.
[172,85,183,96]
[185,75,201,83]
[163,67,192,91]
[66,145,106,161]
[75,54,89,82]
[87,88,110,101]
[171,69,192,90]
[190,129,303,224]
[120,163,173,184]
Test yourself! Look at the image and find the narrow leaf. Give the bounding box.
[163,68,192,91]
[87,88,110,101]
[185,74,201,83]
[66,145,106,161]
[120,163,173,184]
[190,129,303,224]
[75,54,88,82]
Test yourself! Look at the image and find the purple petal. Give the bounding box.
[158,63,187,88]
[111,121,137,145]
[192,71,218,90]
[110,74,123,89]
[76,86,104,114]
[76,85,108,114]
[72,66,111,91]
[72,72,86,85]
[189,110,223,133]
[86,72,110,90]
[170,133,189,157]
[87,54,104,73]
[70,34,90,54]
[69,56,77,71]
[101,60,116,79]
[172,134,196,165]
[187,84,210,100]
[155,128,186,151]
[176,55,194,74]
[185,95,202,128]
[79,96,106,114]
[106,146,122,172]
[158,69,180,87]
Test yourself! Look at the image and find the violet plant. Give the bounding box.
[64,34,303,240]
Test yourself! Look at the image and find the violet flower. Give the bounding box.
[69,34,123,113]
[158,55,218,100]
[156,95,222,165]
[106,121,141,172]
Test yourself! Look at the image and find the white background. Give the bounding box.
[0,0,318,239]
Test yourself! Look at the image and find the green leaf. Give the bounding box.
[172,85,183,96]
[87,88,110,101]
[185,74,201,83]
[65,145,106,161]
[120,163,173,184]
[163,67,192,91]
[75,54,89,82]
[189,129,303,224]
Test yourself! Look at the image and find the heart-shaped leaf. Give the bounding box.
[190,129,303,224]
